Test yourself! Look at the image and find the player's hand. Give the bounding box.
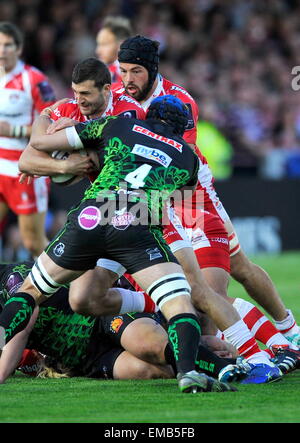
[40,98,70,117]
[19,173,36,184]
[63,152,97,176]
[46,117,77,134]
[0,121,11,137]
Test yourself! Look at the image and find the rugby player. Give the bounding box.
[0,95,238,393]
[116,35,300,348]
[0,22,56,257]
[95,16,132,86]
[0,261,247,384]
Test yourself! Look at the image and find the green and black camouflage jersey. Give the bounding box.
[0,262,97,370]
[73,116,199,220]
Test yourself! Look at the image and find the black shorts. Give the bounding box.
[100,312,163,346]
[82,312,163,379]
[46,199,177,274]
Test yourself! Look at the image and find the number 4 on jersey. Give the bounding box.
[125,164,152,188]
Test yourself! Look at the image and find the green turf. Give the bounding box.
[0,252,300,423]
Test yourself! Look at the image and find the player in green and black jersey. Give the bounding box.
[0,96,236,393]
[0,261,245,384]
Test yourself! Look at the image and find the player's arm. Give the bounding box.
[19,144,95,178]
[0,307,39,384]
[30,117,107,153]
[30,115,75,153]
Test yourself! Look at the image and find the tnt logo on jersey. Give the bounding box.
[132,144,172,168]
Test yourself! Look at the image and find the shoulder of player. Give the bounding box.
[112,91,143,109]
[51,100,80,119]
[23,64,50,83]
[162,77,197,106]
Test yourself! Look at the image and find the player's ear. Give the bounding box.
[103,84,111,94]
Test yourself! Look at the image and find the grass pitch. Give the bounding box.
[0,252,300,424]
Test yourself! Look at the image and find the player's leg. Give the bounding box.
[0,252,85,345]
[116,314,245,381]
[131,262,235,392]
[224,218,300,344]
[113,350,173,380]
[69,266,120,315]
[69,261,156,316]
[0,201,9,222]
[18,211,48,258]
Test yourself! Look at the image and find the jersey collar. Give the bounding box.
[141,74,164,111]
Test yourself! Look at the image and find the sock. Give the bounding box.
[117,288,157,314]
[233,298,296,350]
[167,313,201,374]
[274,309,300,337]
[164,342,231,378]
[0,292,36,345]
[223,319,270,364]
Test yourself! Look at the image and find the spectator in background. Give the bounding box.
[0,22,56,259]
[2,0,300,256]
[95,15,133,85]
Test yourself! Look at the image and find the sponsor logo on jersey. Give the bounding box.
[119,94,143,107]
[184,103,195,130]
[6,272,23,296]
[53,242,65,257]
[110,316,124,333]
[111,209,135,230]
[170,85,193,99]
[210,237,229,245]
[146,247,163,260]
[118,110,137,118]
[132,124,183,152]
[132,144,172,168]
[78,206,101,230]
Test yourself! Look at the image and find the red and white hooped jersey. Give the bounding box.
[0,60,55,177]
[50,89,146,123]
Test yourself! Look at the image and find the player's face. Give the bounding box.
[72,80,111,118]
[96,29,119,65]
[119,63,150,102]
[0,33,22,73]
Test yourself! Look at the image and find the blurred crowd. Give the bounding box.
[1,0,300,260]
[1,0,300,180]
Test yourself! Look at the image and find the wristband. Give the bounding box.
[10,125,28,138]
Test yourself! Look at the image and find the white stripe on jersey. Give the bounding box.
[0,158,19,176]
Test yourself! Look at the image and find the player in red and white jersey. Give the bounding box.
[50,86,145,123]
[19,57,145,183]
[117,35,300,347]
[0,22,56,258]
[95,16,132,87]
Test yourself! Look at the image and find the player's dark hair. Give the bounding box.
[101,16,132,41]
[0,22,23,48]
[72,57,111,89]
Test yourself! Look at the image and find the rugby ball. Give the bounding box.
[51,149,87,185]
